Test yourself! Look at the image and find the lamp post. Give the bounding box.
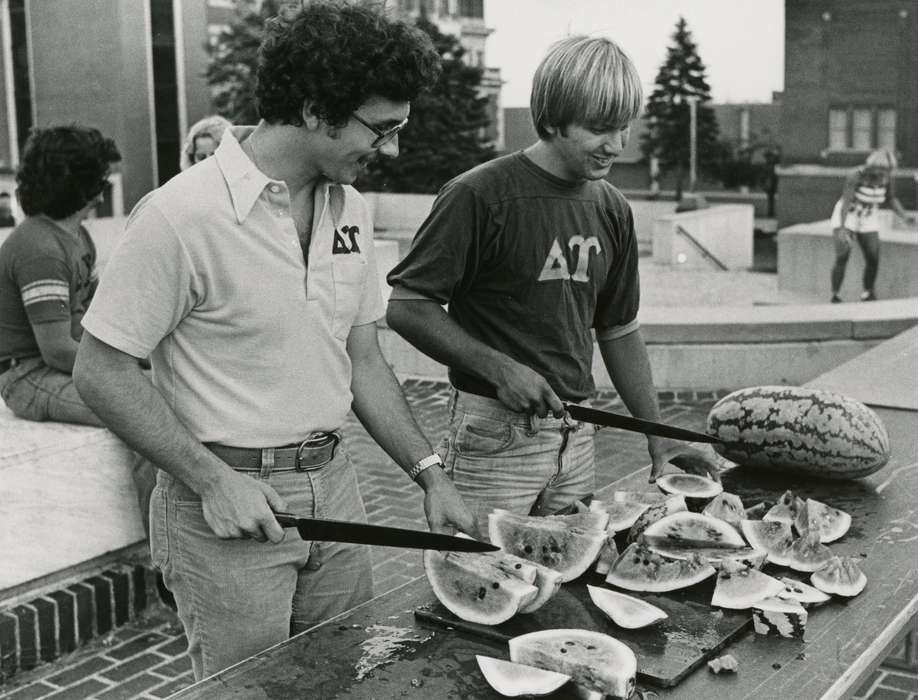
[686,95,699,193]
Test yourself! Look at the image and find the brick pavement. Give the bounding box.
[0,379,913,699]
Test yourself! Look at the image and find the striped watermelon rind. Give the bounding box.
[706,386,890,479]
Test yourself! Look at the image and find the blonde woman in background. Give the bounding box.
[179,115,232,170]
[830,148,916,303]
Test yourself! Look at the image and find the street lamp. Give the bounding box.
[686,95,699,193]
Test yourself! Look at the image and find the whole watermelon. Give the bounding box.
[706,386,890,479]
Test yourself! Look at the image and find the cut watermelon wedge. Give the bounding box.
[476,656,570,697]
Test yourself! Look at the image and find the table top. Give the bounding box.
[172,405,918,700]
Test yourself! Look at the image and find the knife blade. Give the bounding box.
[274,513,499,552]
[564,403,721,444]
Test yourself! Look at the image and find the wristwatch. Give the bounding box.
[408,454,443,481]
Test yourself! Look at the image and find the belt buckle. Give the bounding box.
[294,432,339,471]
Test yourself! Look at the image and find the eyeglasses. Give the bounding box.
[350,112,408,148]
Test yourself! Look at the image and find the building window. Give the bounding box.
[9,0,32,153]
[458,0,483,18]
[827,107,897,152]
[877,109,896,151]
[828,109,847,150]
[851,109,871,151]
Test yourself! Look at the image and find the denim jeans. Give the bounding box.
[439,390,596,538]
[150,438,374,680]
[0,356,104,426]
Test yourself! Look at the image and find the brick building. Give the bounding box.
[777,0,918,226]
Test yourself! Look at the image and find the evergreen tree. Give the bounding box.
[204,3,495,193]
[640,17,720,198]
[358,16,495,193]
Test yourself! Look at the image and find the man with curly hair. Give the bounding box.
[74,1,475,678]
[0,125,119,425]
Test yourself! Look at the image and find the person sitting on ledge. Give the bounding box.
[829,148,916,303]
[0,125,120,426]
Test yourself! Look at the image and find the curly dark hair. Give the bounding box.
[255,1,441,127]
[16,125,121,219]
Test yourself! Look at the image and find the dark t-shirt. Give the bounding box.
[0,216,97,359]
[387,152,640,401]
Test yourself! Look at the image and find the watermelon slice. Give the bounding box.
[642,512,746,549]
[776,577,831,606]
[702,492,746,530]
[647,543,767,570]
[711,561,785,609]
[586,585,667,629]
[423,550,538,625]
[740,519,795,567]
[811,556,867,597]
[784,530,834,573]
[605,543,715,593]
[656,473,723,499]
[590,499,651,533]
[509,629,637,700]
[794,498,851,543]
[488,510,607,582]
[764,490,804,526]
[476,656,570,697]
[627,495,688,544]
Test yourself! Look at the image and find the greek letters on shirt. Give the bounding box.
[332,225,361,254]
[537,235,603,282]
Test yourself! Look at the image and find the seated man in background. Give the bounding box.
[0,125,120,425]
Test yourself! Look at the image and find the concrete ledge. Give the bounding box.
[379,298,918,391]
[0,405,145,592]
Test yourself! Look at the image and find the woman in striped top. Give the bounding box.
[830,149,916,302]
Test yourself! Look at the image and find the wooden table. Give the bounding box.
[172,406,918,700]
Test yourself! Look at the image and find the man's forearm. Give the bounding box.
[598,329,661,421]
[386,298,513,388]
[74,334,232,497]
[349,332,435,476]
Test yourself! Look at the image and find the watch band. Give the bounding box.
[408,454,443,481]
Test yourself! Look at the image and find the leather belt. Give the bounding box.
[206,432,340,472]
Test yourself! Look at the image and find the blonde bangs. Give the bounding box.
[531,36,643,138]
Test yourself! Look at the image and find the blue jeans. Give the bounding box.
[439,390,596,538]
[0,356,104,426]
[150,438,374,680]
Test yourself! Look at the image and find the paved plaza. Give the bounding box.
[0,379,914,699]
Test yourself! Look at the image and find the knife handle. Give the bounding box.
[274,512,298,528]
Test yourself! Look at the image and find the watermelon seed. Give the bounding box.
[514,563,522,569]
[524,545,533,554]
[477,587,486,600]
[491,582,499,589]
[587,645,597,651]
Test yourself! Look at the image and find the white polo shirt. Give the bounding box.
[83,127,384,446]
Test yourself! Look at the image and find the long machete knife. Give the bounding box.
[563,403,722,445]
[274,513,498,552]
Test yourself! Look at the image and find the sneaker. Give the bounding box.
[860,290,876,302]
[830,295,842,304]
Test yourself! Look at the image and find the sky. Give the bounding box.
[484,0,784,107]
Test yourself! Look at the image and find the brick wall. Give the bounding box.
[0,564,159,681]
